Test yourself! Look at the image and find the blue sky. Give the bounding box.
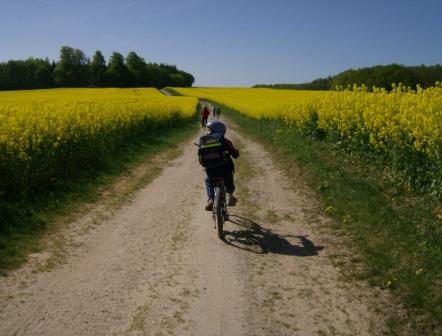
[0,0,441,86]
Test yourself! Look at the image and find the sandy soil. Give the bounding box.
[0,116,395,335]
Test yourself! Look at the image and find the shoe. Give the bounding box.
[205,200,214,211]
[227,194,237,206]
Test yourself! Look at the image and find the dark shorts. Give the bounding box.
[205,170,235,200]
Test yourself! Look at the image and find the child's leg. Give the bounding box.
[223,172,237,205]
[205,175,215,201]
[223,172,235,194]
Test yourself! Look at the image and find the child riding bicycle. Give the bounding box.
[197,121,239,211]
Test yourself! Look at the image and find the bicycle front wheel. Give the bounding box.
[214,186,224,239]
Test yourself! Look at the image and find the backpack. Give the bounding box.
[198,132,228,169]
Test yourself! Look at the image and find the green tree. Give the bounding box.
[26,58,54,89]
[105,52,131,87]
[169,73,185,87]
[4,60,28,89]
[89,50,107,87]
[54,46,89,87]
[0,63,6,90]
[126,51,148,86]
[145,63,161,87]
[157,65,171,89]
[0,46,195,90]
[178,71,195,87]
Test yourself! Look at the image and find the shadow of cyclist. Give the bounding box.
[223,214,324,256]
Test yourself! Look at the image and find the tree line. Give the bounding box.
[254,64,442,91]
[254,77,332,90]
[0,46,194,90]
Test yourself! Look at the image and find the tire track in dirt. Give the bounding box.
[0,115,395,335]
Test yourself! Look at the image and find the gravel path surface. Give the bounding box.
[0,115,393,336]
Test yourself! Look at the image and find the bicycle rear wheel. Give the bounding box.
[214,186,224,239]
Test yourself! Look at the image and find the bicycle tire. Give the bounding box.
[214,186,224,239]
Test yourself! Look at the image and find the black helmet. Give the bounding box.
[206,120,226,135]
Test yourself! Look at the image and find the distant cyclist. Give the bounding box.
[197,120,239,211]
[200,105,210,128]
[214,106,221,119]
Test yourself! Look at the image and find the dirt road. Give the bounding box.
[0,117,394,335]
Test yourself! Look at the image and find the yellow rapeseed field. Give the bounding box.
[175,87,322,119]
[175,85,441,157]
[0,88,198,198]
[175,84,442,195]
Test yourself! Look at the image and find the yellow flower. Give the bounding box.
[324,206,334,214]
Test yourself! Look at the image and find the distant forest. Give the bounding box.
[254,64,442,91]
[0,46,194,90]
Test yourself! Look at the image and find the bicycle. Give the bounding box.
[193,142,229,240]
[212,177,229,239]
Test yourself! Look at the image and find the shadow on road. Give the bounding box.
[223,214,324,256]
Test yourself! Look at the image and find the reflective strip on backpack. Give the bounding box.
[201,143,222,149]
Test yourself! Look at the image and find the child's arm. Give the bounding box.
[224,138,239,158]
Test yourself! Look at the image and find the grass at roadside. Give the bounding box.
[0,115,199,273]
[215,103,441,335]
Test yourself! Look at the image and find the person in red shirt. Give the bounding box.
[200,105,210,128]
